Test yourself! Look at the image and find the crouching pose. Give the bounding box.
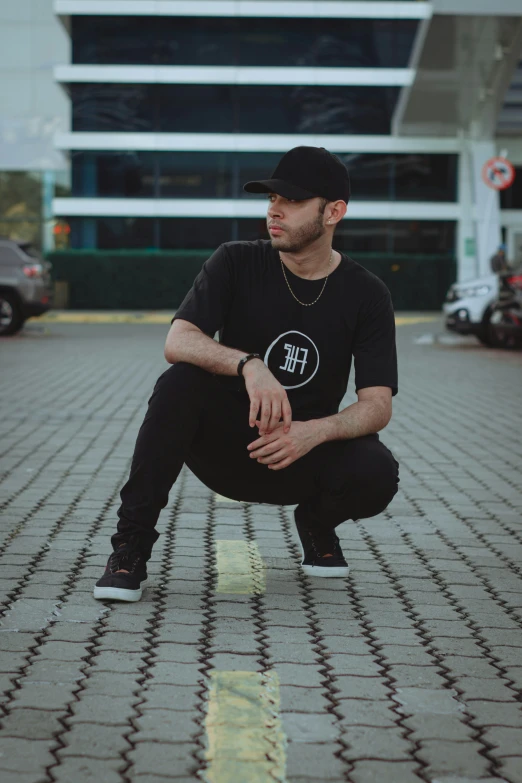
[94,146,400,602]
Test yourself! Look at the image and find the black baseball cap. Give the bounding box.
[243,146,350,203]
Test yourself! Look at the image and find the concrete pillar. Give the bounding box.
[456,143,478,282]
[42,170,56,254]
[470,140,502,278]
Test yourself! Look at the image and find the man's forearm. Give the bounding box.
[310,399,391,445]
[165,328,252,376]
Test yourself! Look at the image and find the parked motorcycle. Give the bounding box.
[489,268,522,349]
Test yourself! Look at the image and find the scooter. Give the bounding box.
[489,268,522,349]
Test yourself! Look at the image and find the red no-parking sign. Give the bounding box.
[482,156,516,190]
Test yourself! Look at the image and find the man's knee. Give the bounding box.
[158,361,208,386]
[152,362,210,398]
[354,440,399,513]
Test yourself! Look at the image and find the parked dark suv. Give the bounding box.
[0,238,53,336]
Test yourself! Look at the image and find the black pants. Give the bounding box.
[114,363,400,556]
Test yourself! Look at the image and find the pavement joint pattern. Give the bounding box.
[1,320,522,782]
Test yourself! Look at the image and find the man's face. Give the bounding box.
[266,194,327,253]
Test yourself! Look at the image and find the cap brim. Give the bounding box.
[243,178,318,200]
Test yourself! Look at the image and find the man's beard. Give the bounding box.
[269,214,326,253]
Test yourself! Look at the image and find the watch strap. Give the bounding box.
[237,353,261,376]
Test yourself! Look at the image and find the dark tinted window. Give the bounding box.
[71,84,399,135]
[161,218,236,249]
[72,16,417,68]
[72,152,156,198]
[390,220,455,254]
[160,153,233,199]
[97,217,155,249]
[336,220,455,254]
[68,217,455,255]
[338,153,458,201]
[393,154,457,201]
[71,151,457,202]
[500,167,522,209]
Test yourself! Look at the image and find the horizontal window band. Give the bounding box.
[53,197,461,220]
[70,16,418,70]
[55,132,462,153]
[68,149,458,203]
[66,83,401,135]
[55,1,432,21]
[55,64,414,87]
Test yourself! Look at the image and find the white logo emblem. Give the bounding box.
[264,330,319,390]
[280,344,309,375]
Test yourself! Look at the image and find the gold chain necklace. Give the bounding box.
[280,250,333,307]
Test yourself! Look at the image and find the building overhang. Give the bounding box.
[54,0,431,23]
[393,6,522,138]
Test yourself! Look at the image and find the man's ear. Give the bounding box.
[326,200,347,225]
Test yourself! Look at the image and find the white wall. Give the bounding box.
[0,0,69,170]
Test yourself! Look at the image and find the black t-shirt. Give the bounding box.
[173,240,398,418]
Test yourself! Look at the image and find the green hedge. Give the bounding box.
[46,249,456,311]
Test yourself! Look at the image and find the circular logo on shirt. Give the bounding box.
[264,330,320,390]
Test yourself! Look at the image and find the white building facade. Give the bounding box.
[50,0,522,308]
[0,0,70,251]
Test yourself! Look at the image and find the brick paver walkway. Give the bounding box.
[1,318,521,783]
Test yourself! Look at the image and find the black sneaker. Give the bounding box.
[294,511,350,578]
[93,539,149,602]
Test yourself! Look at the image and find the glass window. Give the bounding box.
[160,153,233,199]
[97,217,156,249]
[393,154,457,201]
[336,153,457,202]
[71,84,156,133]
[70,151,457,202]
[337,155,393,201]
[391,220,455,254]
[72,85,399,135]
[68,217,455,255]
[236,218,270,242]
[160,218,234,249]
[336,220,393,253]
[72,16,417,69]
[500,168,522,209]
[71,152,156,198]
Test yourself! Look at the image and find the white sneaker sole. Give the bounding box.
[93,578,149,602]
[301,563,350,578]
[298,540,350,578]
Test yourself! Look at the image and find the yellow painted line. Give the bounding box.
[215,540,266,595]
[29,312,438,326]
[28,312,173,324]
[395,316,437,326]
[203,670,286,783]
[215,493,241,504]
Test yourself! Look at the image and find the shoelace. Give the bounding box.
[109,542,141,574]
[307,530,340,559]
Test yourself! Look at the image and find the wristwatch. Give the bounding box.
[237,353,261,376]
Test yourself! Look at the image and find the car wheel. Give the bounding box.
[488,320,520,350]
[0,292,24,336]
[477,310,496,346]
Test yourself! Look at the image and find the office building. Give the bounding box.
[52,1,522,308]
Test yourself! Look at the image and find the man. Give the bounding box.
[94,146,400,602]
[490,244,510,274]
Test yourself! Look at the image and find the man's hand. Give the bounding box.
[247,420,322,470]
[242,360,292,435]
